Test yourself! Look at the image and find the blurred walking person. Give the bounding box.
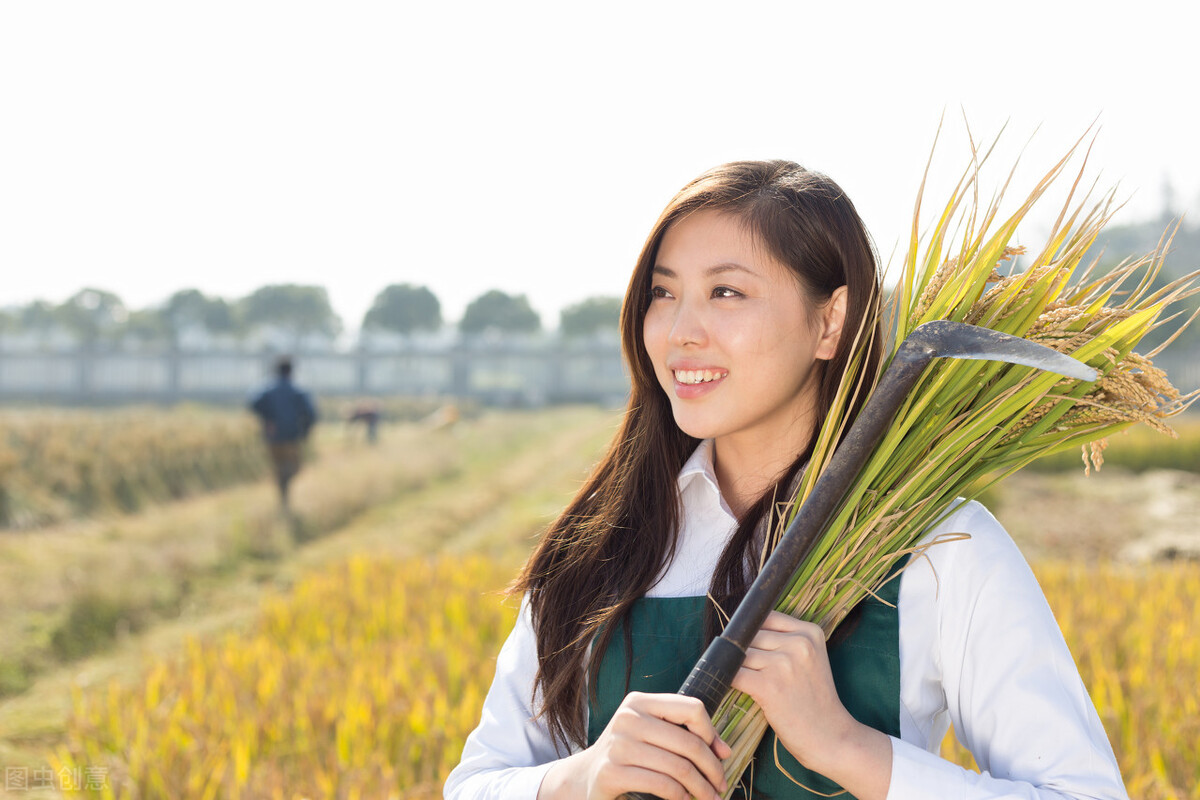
[250,356,318,510]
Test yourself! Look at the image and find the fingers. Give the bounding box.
[745,613,823,650]
[620,694,730,782]
[638,714,728,785]
[759,610,821,635]
[599,747,724,800]
[735,616,830,697]
[624,692,727,752]
[599,693,730,800]
[743,633,821,663]
[597,764,720,800]
[727,614,868,783]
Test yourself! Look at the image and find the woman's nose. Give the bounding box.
[669,300,707,347]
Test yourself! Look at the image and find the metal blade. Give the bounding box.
[913,320,1098,382]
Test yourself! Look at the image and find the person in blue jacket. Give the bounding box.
[249,355,318,509]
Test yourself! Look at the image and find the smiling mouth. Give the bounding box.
[673,369,728,385]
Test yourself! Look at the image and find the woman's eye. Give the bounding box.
[712,286,742,299]
[650,286,673,300]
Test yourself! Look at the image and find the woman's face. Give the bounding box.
[643,209,845,459]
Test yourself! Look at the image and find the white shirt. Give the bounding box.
[445,440,1129,800]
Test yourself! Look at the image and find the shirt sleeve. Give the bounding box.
[443,596,569,800]
[301,390,318,433]
[889,501,1129,800]
[249,387,267,417]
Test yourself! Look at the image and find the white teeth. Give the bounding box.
[674,369,724,385]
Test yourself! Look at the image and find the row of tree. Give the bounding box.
[9,218,1192,349]
[0,285,624,344]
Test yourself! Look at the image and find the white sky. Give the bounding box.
[2,1,1198,337]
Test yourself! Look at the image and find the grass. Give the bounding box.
[0,406,616,762]
[0,421,446,692]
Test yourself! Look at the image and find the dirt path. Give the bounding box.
[988,468,1200,563]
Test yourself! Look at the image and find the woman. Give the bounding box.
[445,161,1127,800]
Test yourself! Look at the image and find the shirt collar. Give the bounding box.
[678,438,721,496]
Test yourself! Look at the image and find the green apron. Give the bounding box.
[587,562,905,800]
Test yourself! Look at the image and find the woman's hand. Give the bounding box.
[538,691,732,800]
[729,611,892,800]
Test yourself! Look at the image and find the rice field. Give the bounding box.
[3,406,1198,799]
[0,409,468,701]
[44,553,1200,800]
[53,556,518,800]
[0,398,474,531]
[1023,415,1200,474]
[0,406,267,529]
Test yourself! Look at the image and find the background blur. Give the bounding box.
[4,1,1199,405]
[3,0,1199,339]
[1,2,1198,798]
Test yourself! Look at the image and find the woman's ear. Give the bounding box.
[814,285,848,361]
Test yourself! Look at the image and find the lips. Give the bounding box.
[667,364,729,401]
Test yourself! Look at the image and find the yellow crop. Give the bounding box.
[0,406,266,528]
[56,555,517,799]
[57,553,1198,798]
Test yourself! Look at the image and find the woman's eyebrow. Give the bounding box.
[651,263,756,278]
[706,262,756,278]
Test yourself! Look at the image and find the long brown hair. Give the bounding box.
[513,160,883,750]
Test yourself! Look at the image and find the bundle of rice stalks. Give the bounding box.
[711,128,1200,795]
